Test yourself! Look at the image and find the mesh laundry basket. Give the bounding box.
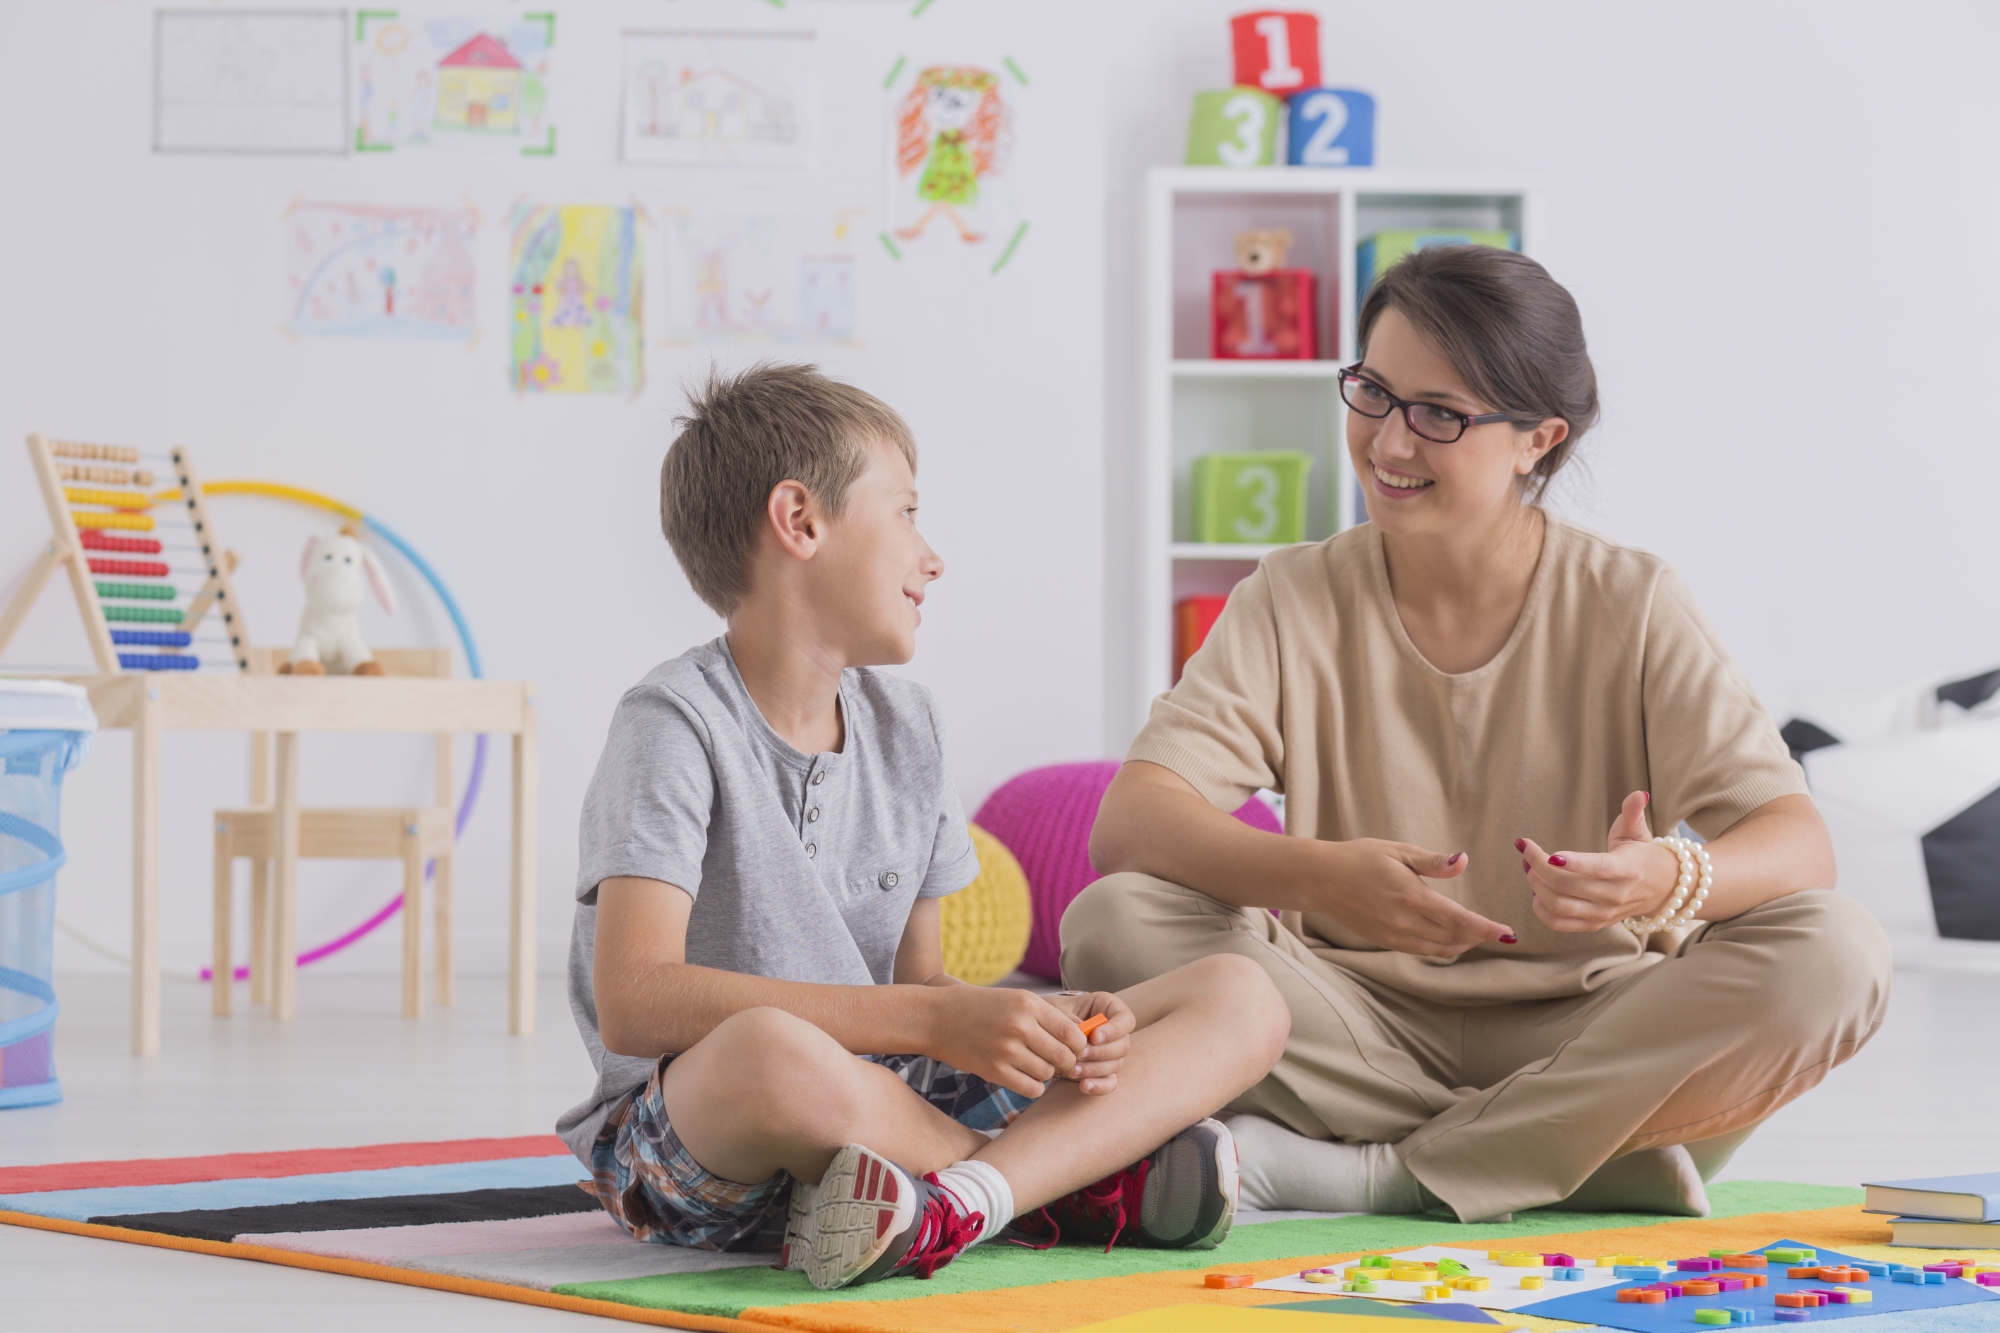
[0,681,95,1109]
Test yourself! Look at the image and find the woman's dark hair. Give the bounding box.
[1356,245,1598,499]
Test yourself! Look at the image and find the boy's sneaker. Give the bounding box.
[1008,1117,1238,1252]
[783,1143,985,1291]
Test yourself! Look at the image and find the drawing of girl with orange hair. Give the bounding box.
[894,66,1012,243]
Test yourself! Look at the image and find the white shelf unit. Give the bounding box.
[1138,167,1534,702]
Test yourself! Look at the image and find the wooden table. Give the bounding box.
[65,672,538,1056]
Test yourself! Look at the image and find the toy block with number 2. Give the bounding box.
[1213,269,1316,359]
[1186,89,1282,167]
[1288,88,1376,166]
[1192,451,1312,545]
[1231,11,1320,94]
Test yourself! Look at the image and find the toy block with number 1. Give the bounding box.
[1186,89,1282,167]
[1212,270,1316,359]
[1230,11,1320,94]
[1288,88,1376,166]
[1192,451,1312,545]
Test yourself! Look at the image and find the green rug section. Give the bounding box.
[552,1181,1863,1318]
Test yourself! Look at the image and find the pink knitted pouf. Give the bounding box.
[972,761,1283,981]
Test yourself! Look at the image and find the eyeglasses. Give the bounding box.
[1337,366,1520,444]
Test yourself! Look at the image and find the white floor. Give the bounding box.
[4,967,1998,1331]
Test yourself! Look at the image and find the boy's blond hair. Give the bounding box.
[661,363,917,615]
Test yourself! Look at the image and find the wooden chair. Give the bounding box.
[212,647,457,1019]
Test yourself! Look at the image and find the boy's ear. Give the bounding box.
[765,479,821,560]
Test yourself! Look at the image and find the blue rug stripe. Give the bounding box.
[1518,1240,2000,1330]
[0,1155,583,1223]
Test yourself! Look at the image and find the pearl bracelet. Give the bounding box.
[1623,835,1711,937]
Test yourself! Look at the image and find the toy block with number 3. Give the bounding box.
[1288,88,1376,166]
[1192,451,1312,545]
[1213,269,1316,359]
[1186,88,1282,167]
[1230,11,1320,95]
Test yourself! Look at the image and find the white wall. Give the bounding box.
[0,0,1106,977]
[1103,0,2000,743]
[11,0,2000,981]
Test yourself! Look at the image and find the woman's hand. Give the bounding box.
[1323,840,1517,959]
[1518,791,1681,932]
[1047,990,1134,1094]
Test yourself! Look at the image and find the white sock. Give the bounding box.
[930,1159,1015,1245]
[1224,1114,1424,1214]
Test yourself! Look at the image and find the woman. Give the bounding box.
[1065,246,1889,1224]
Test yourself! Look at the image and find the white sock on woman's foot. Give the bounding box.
[1223,1114,1424,1214]
[930,1159,1015,1245]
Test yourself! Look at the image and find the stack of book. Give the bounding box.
[1864,1172,2000,1247]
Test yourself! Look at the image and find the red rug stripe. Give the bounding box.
[0,1135,569,1195]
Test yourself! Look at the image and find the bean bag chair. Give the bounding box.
[1781,665,2000,942]
[974,761,1283,980]
[939,824,1033,985]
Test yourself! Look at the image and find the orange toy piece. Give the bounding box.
[1206,1273,1255,1289]
[1079,1014,1108,1038]
[1681,1281,1722,1296]
[1789,1267,1824,1280]
[1722,1255,1769,1269]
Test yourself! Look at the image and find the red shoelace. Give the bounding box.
[1010,1158,1150,1253]
[899,1174,986,1279]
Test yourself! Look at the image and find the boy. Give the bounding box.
[558,363,1289,1291]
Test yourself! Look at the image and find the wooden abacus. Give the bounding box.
[0,433,251,673]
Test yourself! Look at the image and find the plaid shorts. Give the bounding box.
[588,1053,1031,1253]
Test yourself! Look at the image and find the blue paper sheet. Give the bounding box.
[1516,1240,2000,1331]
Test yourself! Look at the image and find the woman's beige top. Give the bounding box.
[1128,515,1807,1005]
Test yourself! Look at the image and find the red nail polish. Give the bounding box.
[1499,933,1518,944]
[1643,792,1651,805]
[1522,858,1530,872]
[1549,854,1567,867]
[1513,838,1526,853]
[1445,851,1463,866]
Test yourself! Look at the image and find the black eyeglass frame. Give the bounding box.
[1337,365,1523,444]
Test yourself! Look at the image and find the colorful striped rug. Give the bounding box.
[3,1138,1996,1332]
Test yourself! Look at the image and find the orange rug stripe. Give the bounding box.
[0,1208,762,1332]
[0,1134,569,1194]
[733,1206,1894,1333]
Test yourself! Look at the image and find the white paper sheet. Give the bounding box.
[1253,1244,1634,1311]
[155,11,347,154]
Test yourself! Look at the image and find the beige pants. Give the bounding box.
[1061,874,1892,1223]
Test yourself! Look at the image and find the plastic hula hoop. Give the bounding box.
[169,481,488,982]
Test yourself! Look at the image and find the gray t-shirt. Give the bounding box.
[555,637,980,1162]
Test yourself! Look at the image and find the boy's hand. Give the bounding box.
[922,987,1089,1100]
[1049,991,1133,1094]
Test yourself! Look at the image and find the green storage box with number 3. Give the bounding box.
[1191,450,1312,544]
[1185,88,1283,167]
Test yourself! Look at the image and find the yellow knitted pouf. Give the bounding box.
[941,824,1034,985]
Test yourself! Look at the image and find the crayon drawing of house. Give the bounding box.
[435,33,520,133]
[634,65,798,161]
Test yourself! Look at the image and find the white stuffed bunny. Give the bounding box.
[282,525,395,676]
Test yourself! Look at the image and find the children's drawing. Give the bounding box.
[155,10,348,154]
[883,59,1026,268]
[509,206,642,395]
[355,12,555,154]
[622,31,815,167]
[282,202,478,340]
[660,209,862,345]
